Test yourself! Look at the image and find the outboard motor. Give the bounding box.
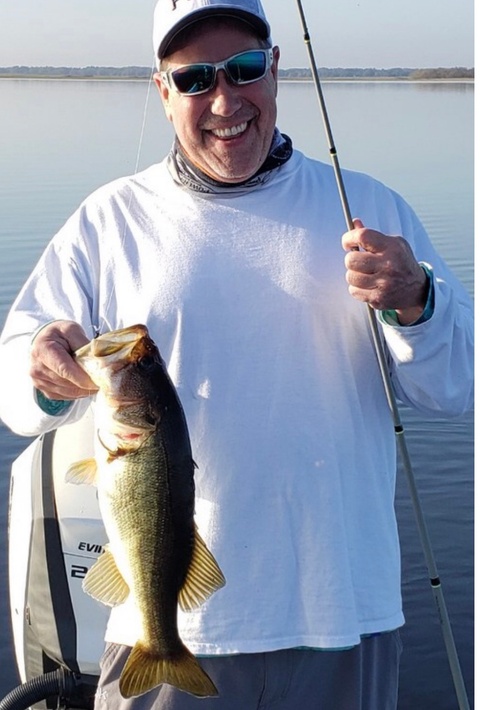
[5,407,109,709]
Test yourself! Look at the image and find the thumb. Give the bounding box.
[343,217,366,252]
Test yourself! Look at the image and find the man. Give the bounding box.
[0,0,473,708]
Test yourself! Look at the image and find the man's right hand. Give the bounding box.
[29,320,98,401]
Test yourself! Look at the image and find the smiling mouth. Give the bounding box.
[210,121,249,139]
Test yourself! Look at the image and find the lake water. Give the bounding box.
[0,78,474,708]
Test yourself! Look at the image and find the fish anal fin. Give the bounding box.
[178,526,226,612]
[65,458,98,485]
[119,642,218,698]
[83,545,129,606]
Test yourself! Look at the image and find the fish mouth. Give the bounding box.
[76,324,150,362]
[75,324,161,398]
[75,324,158,377]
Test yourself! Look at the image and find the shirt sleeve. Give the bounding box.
[349,176,475,418]
[0,207,98,437]
[378,258,473,417]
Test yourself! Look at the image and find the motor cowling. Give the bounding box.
[8,407,108,708]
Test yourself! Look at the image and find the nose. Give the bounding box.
[209,70,243,117]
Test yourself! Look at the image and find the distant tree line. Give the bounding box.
[0,65,152,78]
[0,65,474,79]
[278,67,414,78]
[278,66,474,79]
[409,67,474,79]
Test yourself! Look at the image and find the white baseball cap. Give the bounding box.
[153,0,272,65]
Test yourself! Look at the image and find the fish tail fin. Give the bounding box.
[119,642,218,699]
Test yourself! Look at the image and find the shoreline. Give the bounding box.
[0,74,474,83]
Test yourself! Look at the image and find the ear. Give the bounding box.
[271,46,281,96]
[153,72,174,123]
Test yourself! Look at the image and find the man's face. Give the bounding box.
[155,20,280,183]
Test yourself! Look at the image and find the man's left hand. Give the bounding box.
[342,218,429,325]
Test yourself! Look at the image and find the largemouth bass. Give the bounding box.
[67,324,225,698]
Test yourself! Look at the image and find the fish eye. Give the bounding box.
[136,355,156,371]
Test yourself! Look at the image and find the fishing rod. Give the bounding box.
[293,2,471,709]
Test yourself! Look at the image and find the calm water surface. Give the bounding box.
[0,79,474,708]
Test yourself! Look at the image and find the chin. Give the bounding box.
[209,161,261,183]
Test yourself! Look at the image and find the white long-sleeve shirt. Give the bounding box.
[0,150,473,653]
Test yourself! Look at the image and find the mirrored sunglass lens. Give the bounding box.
[227,51,267,83]
[172,64,214,94]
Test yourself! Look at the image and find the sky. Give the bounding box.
[0,0,474,69]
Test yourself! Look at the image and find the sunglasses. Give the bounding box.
[160,48,274,96]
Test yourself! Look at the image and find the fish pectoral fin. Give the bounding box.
[178,526,226,612]
[65,458,98,485]
[83,545,130,606]
[119,642,218,699]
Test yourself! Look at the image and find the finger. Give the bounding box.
[346,277,390,310]
[29,322,98,395]
[30,342,95,391]
[50,346,95,390]
[347,287,383,310]
[342,220,388,254]
[342,217,364,252]
[345,266,381,290]
[345,250,378,274]
[37,320,91,352]
[30,362,98,400]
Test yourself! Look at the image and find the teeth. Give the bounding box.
[211,122,248,138]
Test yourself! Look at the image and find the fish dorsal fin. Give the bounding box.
[83,544,130,606]
[65,458,98,485]
[178,526,226,612]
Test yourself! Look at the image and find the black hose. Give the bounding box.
[0,668,75,710]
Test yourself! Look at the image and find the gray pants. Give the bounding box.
[94,630,402,710]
